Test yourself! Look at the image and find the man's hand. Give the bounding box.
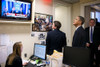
[86,43,90,47]
[98,45,100,50]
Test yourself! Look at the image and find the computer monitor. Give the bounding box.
[34,43,46,60]
[63,46,91,67]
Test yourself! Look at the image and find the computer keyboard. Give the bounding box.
[24,62,37,67]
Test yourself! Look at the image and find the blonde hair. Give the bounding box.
[7,42,22,65]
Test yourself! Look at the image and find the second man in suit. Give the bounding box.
[85,19,100,67]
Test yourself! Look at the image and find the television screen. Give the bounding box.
[1,0,32,20]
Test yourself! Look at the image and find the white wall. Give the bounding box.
[54,0,72,46]
[1,23,35,54]
[35,0,53,15]
[0,23,34,67]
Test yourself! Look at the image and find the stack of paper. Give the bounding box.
[51,50,63,58]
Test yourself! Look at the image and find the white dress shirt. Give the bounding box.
[76,25,81,30]
[89,26,94,43]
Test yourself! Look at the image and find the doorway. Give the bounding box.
[80,0,100,28]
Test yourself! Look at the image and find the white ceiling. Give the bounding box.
[62,0,80,4]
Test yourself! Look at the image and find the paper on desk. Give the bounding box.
[48,50,63,67]
[22,60,29,64]
[30,60,36,64]
[51,50,63,58]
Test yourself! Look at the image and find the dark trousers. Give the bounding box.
[89,43,99,67]
[96,50,100,67]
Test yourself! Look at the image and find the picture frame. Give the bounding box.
[32,13,53,32]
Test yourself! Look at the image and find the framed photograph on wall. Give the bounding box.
[38,33,46,40]
[32,13,53,32]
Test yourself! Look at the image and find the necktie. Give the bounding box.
[90,27,93,43]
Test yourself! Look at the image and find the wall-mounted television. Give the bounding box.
[0,0,32,20]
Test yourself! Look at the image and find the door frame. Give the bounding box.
[80,0,100,27]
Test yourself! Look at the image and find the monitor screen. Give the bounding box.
[34,43,46,60]
[1,0,32,20]
[63,46,91,67]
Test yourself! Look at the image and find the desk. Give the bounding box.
[24,62,37,67]
[24,53,69,67]
[24,60,68,67]
[24,62,46,67]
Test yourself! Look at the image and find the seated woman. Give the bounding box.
[5,42,26,67]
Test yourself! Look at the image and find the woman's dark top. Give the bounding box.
[5,55,22,67]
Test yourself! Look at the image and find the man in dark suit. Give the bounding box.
[85,19,100,67]
[46,21,67,55]
[72,16,86,47]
